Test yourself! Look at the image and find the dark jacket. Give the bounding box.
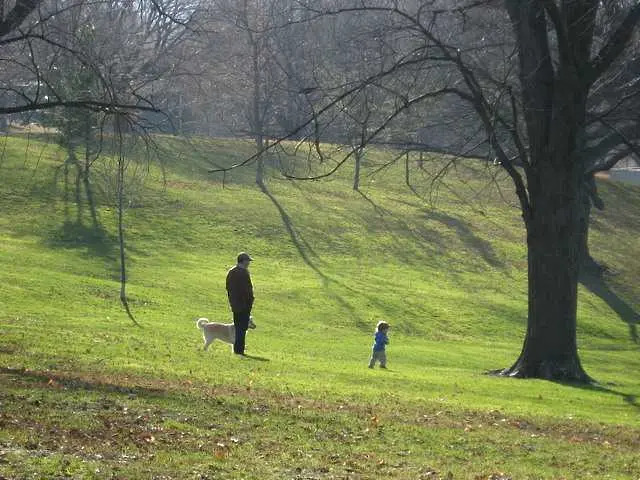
[226,265,254,313]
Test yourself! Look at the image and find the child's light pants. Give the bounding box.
[369,349,387,368]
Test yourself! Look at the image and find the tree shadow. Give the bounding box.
[41,162,120,262]
[579,268,639,343]
[362,192,505,270]
[0,367,167,399]
[242,354,270,362]
[356,190,449,266]
[356,189,393,217]
[487,370,639,412]
[258,182,367,329]
[258,181,327,282]
[558,380,639,412]
[46,219,119,260]
[423,210,505,269]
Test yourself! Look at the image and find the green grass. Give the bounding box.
[1,133,639,479]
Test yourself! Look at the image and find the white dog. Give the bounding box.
[196,316,256,351]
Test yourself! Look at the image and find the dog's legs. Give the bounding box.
[203,338,213,351]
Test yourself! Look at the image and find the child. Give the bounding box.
[368,321,390,369]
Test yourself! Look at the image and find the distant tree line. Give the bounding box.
[3,1,638,170]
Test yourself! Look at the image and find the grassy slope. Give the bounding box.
[0,134,639,479]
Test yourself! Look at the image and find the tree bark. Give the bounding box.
[115,114,139,326]
[501,1,601,383]
[247,2,265,188]
[353,146,362,191]
[73,154,83,225]
[255,136,265,187]
[502,164,591,382]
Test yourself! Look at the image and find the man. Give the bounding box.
[226,252,254,356]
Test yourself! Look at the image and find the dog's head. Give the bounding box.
[248,316,257,329]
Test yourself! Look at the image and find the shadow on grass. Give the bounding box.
[487,368,639,413]
[356,189,392,217]
[258,181,326,282]
[258,182,368,330]
[242,354,270,362]
[579,268,639,343]
[46,220,118,260]
[424,210,505,269]
[361,191,505,269]
[357,190,447,266]
[0,367,167,399]
[559,380,639,412]
[357,190,456,277]
[356,190,444,265]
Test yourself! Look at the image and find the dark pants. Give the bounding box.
[233,311,250,354]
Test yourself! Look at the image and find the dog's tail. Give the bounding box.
[196,318,208,329]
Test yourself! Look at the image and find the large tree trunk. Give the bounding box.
[502,164,591,382]
[500,1,604,383]
[502,111,592,382]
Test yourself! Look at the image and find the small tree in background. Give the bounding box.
[2,0,198,324]
[43,19,103,234]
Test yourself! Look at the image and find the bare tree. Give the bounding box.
[214,0,640,382]
[1,0,197,120]
[196,0,290,185]
[2,0,199,323]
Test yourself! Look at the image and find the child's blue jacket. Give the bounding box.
[373,331,389,351]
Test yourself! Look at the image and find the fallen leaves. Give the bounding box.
[211,436,242,460]
[420,470,439,479]
[137,432,155,444]
[418,473,512,480]
[369,415,380,427]
[2,368,639,479]
[213,442,230,459]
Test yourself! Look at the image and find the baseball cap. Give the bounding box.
[237,252,253,263]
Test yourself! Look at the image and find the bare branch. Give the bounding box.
[0,0,41,38]
[540,0,571,63]
[588,4,640,84]
[146,0,195,28]
[0,99,164,115]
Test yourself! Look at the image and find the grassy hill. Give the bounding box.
[1,133,639,479]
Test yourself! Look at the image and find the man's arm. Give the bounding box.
[247,273,254,311]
